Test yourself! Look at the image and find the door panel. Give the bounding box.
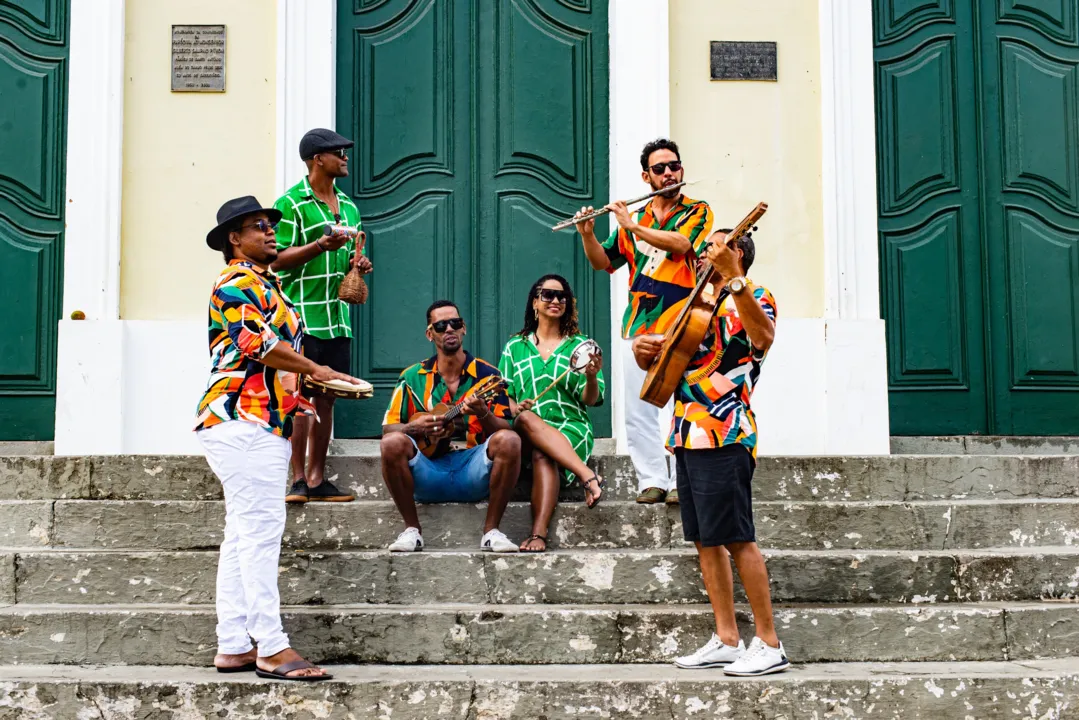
[337,0,610,437]
[875,0,1079,435]
[0,0,68,440]
[979,4,1079,433]
[874,0,989,434]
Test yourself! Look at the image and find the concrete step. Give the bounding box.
[8,547,1079,606]
[892,435,1079,455]
[2,660,1078,719]
[0,602,1075,666]
[6,498,1079,552]
[6,453,1079,503]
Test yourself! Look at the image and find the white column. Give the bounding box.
[819,0,890,454]
[608,0,669,452]
[276,0,337,194]
[55,0,127,454]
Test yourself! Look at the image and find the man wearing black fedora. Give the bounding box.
[272,128,370,504]
[195,195,359,681]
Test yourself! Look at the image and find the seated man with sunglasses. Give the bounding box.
[272,128,372,504]
[379,300,522,553]
[574,138,714,506]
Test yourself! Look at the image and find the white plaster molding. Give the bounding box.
[820,0,881,321]
[62,0,125,320]
[608,0,670,452]
[276,0,337,195]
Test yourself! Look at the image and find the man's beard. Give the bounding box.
[652,177,680,197]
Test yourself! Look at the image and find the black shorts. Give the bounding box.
[674,444,756,547]
[301,336,351,398]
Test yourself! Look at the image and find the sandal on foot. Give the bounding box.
[520,534,548,553]
[579,474,606,509]
[254,659,333,682]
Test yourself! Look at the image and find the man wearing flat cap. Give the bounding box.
[196,195,361,680]
[273,128,371,503]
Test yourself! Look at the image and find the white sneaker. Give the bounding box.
[481,529,518,553]
[388,527,424,552]
[723,637,790,676]
[673,634,745,668]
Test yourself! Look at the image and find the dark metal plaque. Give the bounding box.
[171,25,226,92]
[710,41,777,81]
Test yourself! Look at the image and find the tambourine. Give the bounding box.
[568,339,601,371]
[301,376,374,400]
[530,339,602,402]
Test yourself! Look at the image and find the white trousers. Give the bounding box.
[197,420,291,657]
[622,337,675,492]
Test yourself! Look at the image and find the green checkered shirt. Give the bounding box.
[273,177,364,339]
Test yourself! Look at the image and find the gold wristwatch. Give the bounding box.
[727,276,748,295]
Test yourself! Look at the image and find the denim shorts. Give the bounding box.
[408,437,493,503]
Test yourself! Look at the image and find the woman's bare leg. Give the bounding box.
[522,448,559,551]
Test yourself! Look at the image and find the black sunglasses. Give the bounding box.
[538,288,568,303]
[324,148,348,159]
[239,219,277,234]
[428,318,465,333]
[649,160,682,175]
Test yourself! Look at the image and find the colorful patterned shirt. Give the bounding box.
[273,177,363,340]
[603,194,714,338]
[499,334,605,484]
[667,284,777,458]
[382,352,512,458]
[195,261,304,438]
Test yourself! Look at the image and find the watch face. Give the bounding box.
[730,278,745,293]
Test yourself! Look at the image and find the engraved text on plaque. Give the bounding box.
[171,25,226,92]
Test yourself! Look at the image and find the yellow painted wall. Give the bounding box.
[120,0,277,319]
[669,0,824,318]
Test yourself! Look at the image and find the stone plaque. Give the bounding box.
[710,41,777,81]
[171,24,226,92]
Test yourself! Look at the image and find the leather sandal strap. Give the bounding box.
[272,659,316,676]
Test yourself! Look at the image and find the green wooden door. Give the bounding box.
[978,2,1079,434]
[874,0,1079,435]
[336,0,610,438]
[0,1,68,440]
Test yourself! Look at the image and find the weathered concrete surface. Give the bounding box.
[16,548,1079,606]
[2,661,1079,719]
[958,549,1079,601]
[1006,603,1079,659]
[17,497,1076,552]
[0,553,13,604]
[0,456,89,501]
[0,501,51,546]
[5,454,1079,503]
[47,500,671,551]
[893,435,1079,455]
[4,602,1073,665]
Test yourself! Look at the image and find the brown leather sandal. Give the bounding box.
[579,474,605,509]
[254,659,333,682]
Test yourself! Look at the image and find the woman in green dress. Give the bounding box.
[500,274,606,552]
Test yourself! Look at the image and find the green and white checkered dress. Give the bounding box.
[273,177,363,340]
[499,334,606,485]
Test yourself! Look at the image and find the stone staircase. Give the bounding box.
[2,452,1079,718]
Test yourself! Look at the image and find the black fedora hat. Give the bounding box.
[206,196,283,251]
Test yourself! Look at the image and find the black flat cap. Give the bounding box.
[206,196,282,250]
[299,128,354,160]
